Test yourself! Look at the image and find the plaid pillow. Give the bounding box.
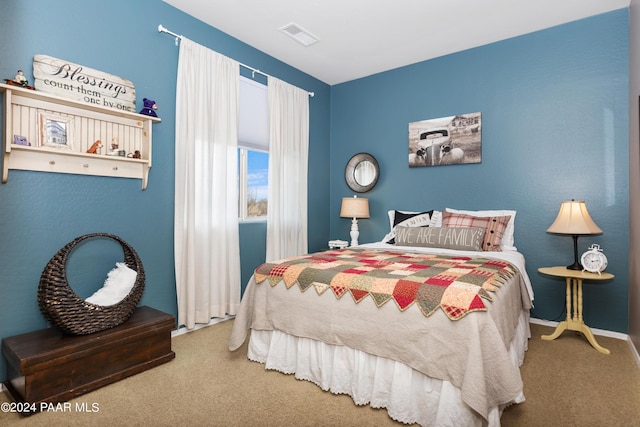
[441,211,510,251]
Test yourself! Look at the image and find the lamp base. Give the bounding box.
[566,262,583,271]
[350,217,359,247]
[566,234,582,270]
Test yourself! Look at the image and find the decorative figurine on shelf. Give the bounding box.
[13,135,31,146]
[86,140,103,155]
[13,70,28,86]
[107,137,121,156]
[139,98,158,117]
[4,69,35,89]
[127,150,142,159]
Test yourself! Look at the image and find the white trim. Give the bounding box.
[628,337,640,368]
[171,315,234,338]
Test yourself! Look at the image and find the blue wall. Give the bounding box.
[330,10,629,333]
[0,0,330,383]
[0,1,630,385]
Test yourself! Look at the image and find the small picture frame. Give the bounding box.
[39,112,73,149]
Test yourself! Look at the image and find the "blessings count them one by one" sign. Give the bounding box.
[33,54,136,112]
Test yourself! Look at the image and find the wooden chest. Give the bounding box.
[2,306,175,412]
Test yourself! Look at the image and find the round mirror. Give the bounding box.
[345,153,379,193]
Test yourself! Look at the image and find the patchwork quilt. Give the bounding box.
[254,248,517,320]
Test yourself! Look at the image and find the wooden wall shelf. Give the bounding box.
[0,83,161,190]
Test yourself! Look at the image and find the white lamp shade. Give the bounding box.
[547,200,602,235]
[340,196,370,218]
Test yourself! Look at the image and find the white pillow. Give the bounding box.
[85,262,137,306]
[431,210,442,227]
[444,208,517,251]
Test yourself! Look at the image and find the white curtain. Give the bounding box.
[265,77,310,262]
[174,38,241,329]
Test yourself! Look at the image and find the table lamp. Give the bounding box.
[340,195,370,246]
[546,200,602,270]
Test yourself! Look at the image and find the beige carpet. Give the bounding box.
[1,321,639,426]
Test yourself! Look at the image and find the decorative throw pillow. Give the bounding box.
[85,262,137,306]
[441,211,511,251]
[384,210,434,244]
[444,208,517,251]
[394,226,485,251]
[384,210,441,232]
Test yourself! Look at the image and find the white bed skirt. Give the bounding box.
[247,310,530,427]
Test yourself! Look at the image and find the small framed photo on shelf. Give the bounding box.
[39,112,73,149]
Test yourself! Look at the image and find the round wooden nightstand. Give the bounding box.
[538,266,614,355]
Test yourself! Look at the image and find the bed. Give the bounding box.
[229,208,534,426]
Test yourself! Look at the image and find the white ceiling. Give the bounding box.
[163,0,630,85]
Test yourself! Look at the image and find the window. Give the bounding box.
[238,76,269,221]
[238,148,268,219]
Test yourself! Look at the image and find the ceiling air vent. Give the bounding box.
[278,22,319,47]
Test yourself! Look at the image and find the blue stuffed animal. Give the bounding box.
[139,98,158,117]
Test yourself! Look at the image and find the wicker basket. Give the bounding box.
[37,233,145,335]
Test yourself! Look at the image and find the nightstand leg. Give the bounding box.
[572,278,578,321]
[580,324,611,355]
[575,278,610,354]
[577,279,583,322]
[541,277,610,354]
[566,277,572,321]
[541,321,568,340]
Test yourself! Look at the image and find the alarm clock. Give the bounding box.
[581,244,608,274]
